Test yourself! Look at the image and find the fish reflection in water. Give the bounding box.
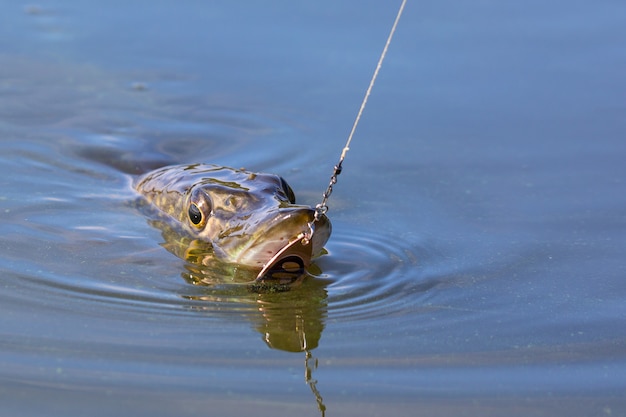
[180,243,329,415]
[181,275,328,415]
[134,163,332,285]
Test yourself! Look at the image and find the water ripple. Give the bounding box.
[319,227,438,322]
[6,211,438,328]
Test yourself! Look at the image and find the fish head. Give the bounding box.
[135,164,331,274]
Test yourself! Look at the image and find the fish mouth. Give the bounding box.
[229,206,331,271]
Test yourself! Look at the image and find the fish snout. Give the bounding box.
[271,206,331,257]
[246,206,332,283]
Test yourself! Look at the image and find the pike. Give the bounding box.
[135,163,331,284]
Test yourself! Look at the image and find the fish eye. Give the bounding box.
[188,203,203,226]
[279,177,296,204]
[187,191,211,229]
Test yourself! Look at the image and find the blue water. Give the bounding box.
[1,1,626,416]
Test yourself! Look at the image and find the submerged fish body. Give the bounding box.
[134,163,331,275]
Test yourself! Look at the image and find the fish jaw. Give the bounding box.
[219,207,331,269]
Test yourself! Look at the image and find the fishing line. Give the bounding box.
[313,0,407,222]
[262,1,406,276]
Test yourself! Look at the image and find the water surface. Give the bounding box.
[1,1,626,416]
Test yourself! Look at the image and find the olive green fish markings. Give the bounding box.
[134,164,331,280]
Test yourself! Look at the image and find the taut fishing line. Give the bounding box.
[313,0,407,222]
[258,0,407,280]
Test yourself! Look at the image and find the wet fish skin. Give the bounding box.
[134,163,331,270]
